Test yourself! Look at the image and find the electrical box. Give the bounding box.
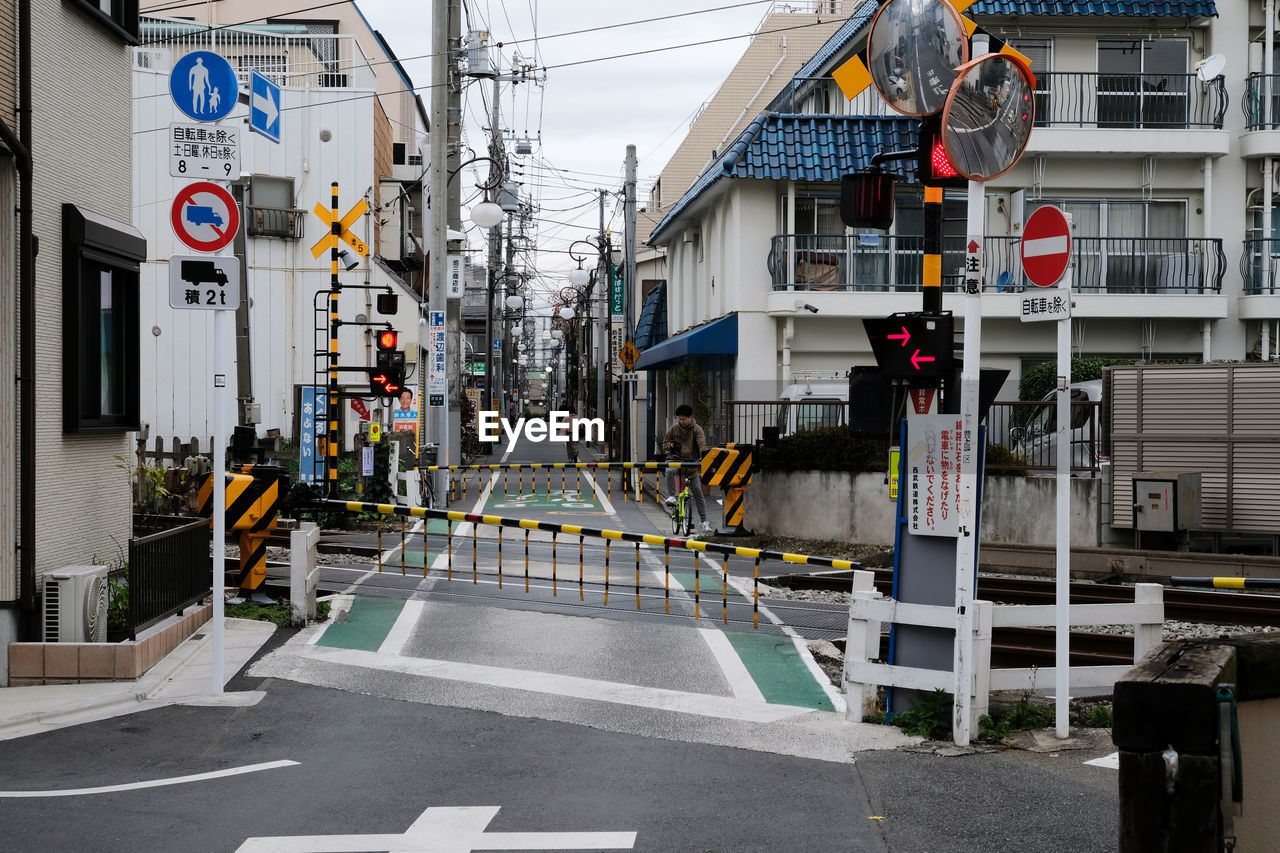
[1132,471,1202,532]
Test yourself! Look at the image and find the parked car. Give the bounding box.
[1010,379,1103,474]
[775,381,847,437]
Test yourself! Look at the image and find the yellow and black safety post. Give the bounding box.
[197,465,288,593]
[701,443,755,535]
[327,182,341,494]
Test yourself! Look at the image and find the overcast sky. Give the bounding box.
[354,0,782,299]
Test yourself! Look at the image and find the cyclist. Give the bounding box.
[661,403,711,533]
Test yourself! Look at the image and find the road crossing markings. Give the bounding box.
[377,598,424,656]
[1086,752,1120,770]
[698,627,766,703]
[236,804,635,852]
[0,760,298,798]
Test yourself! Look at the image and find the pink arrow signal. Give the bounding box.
[887,327,911,347]
[910,349,936,370]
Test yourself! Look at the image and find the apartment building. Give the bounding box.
[2,0,143,676]
[644,0,1266,440]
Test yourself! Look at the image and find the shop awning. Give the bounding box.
[634,312,737,371]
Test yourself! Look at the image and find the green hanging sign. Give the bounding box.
[610,264,625,321]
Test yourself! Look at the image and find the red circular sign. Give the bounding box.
[1021,205,1071,288]
[170,181,239,253]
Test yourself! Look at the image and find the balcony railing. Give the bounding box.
[769,234,1225,294]
[1006,72,1225,129]
[137,15,375,90]
[1237,238,1280,293]
[1243,74,1280,130]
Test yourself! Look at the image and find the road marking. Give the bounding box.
[289,644,816,724]
[236,804,635,852]
[1085,752,1119,770]
[0,760,298,798]
[698,627,765,703]
[378,598,425,655]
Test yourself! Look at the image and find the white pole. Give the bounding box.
[1054,252,1073,738]
[211,308,227,695]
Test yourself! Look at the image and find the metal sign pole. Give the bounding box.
[1055,247,1074,738]
[211,308,227,694]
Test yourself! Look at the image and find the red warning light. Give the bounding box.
[377,329,398,350]
[930,139,959,179]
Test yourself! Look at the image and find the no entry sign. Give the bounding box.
[1021,205,1071,288]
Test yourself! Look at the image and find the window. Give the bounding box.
[71,0,139,42]
[247,175,302,238]
[62,204,146,432]
[1097,40,1189,127]
[1010,39,1052,124]
[1040,198,1188,292]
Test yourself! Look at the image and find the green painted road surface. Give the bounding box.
[316,596,404,652]
[486,489,599,511]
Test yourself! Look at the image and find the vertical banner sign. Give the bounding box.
[964,237,982,296]
[906,414,965,537]
[299,387,327,483]
[361,445,375,477]
[446,255,464,299]
[428,310,447,407]
[610,264,625,321]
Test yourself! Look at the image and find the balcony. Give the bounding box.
[245,204,305,239]
[1032,72,1225,130]
[769,234,1225,294]
[1239,75,1280,159]
[137,16,376,90]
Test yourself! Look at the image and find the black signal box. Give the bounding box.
[863,312,954,380]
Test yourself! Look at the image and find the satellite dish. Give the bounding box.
[1195,54,1226,82]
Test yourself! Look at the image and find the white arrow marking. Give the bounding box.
[1022,234,1068,257]
[236,805,636,852]
[252,86,279,128]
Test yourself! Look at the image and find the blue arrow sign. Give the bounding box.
[249,69,281,144]
[170,51,238,123]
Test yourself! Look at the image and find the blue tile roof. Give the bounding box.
[649,114,917,243]
[790,0,880,81]
[634,282,667,351]
[967,0,1216,14]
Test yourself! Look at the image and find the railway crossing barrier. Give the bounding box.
[700,444,754,535]
[198,464,288,596]
[310,498,861,631]
[841,570,1164,727]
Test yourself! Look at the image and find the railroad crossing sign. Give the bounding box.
[311,198,369,259]
[170,51,238,123]
[619,338,640,371]
[1021,205,1072,288]
[249,69,281,143]
[171,180,240,253]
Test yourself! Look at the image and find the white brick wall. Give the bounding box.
[0,168,14,603]
[27,0,136,581]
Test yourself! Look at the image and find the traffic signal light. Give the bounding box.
[916,114,966,189]
[369,328,405,398]
[863,311,954,380]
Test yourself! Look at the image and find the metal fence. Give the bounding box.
[1242,74,1280,130]
[127,517,212,640]
[1239,238,1280,294]
[719,398,1102,475]
[770,234,1225,294]
[1031,72,1226,129]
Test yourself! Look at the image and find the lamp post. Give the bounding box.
[568,237,607,424]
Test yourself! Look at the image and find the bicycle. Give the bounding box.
[418,443,439,509]
[666,461,698,537]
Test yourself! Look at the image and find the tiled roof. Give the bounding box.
[649,114,916,243]
[967,0,1216,14]
[634,282,667,351]
[790,0,880,80]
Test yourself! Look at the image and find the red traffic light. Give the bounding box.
[377,329,398,350]
[929,138,959,180]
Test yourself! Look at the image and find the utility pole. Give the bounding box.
[483,71,502,413]
[427,0,453,498]
[597,189,607,425]
[622,144,637,462]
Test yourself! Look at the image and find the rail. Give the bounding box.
[770,234,1224,294]
[318,498,861,631]
[721,399,848,445]
[127,517,212,640]
[1242,73,1280,130]
[1030,71,1226,130]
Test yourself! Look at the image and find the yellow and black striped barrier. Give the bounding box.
[198,465,288,591]
[418,461,689,507]
[701,444,754,535]
[1171,576,1280,590]
[319,498,861,629]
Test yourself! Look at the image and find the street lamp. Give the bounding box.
[560,306,576,321]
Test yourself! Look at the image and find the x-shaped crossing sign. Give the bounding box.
[311,198,369,259]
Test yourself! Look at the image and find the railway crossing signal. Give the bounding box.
[863,312,954,380]
[312,197,370,259]
[370,328,405,398]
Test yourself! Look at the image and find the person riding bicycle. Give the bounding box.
[661,403,711,533]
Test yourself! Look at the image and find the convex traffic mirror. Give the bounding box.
[867,0,968,117]
[940,53,1036,181]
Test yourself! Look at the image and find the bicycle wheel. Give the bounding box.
[682,496,694,536]
[671,505,681,535]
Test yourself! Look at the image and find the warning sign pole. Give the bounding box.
[328,183,341,495]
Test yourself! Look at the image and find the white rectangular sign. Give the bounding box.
[964,236,982,296]
[428,309,447,402]
[1019,290,1071,323]
[169,124,240,180]
[447,255,464,299]
[906,414,969,537]
[169,255,239,310]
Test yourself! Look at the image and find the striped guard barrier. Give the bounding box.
[1170,577,1280,590]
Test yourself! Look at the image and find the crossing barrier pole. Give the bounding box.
[446,520,452,581]
[550,530,556,596]
[664,544,670,614]
[753,556,761,629]
[722,554,728,625]
[497,526,503,588]
[635,542,641,610]
[599,539,606,603]
[694,551,700,619]
[471,522,477,584]
[400,517,406,576]
[525,529,531,594]
[377,516,383,572]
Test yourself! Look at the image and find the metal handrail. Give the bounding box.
[1243,74,1280,130]
[1015,71,1226,129]
[770,234,1225,294]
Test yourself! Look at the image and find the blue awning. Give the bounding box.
[634,313,737,371]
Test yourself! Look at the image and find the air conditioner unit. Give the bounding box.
[134,48,169,71]
[43,565,109,643]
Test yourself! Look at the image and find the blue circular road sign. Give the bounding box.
[170,51,238,123]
